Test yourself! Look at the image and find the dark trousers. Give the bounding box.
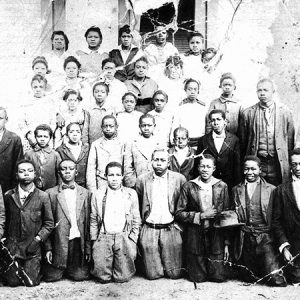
[43,238,89,282]
[258,155,282,186]
[2,256,41,287]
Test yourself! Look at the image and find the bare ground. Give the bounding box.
[0,276,299,300]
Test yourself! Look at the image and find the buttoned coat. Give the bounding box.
[271,181,300,253]
[56,143,90,187]
[45,184,91,268]
[0,129,23,193]
[239,102,295,183]
[232,178,275,260]
[175,179,230,255]
[135,170,186,222]
[196,131,241,190]
[90,186,141,243]
[3,187,54,259]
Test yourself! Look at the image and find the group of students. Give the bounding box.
[1,23,300,288]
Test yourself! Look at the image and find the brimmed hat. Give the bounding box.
[214,210,245,228]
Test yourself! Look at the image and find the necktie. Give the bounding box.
[62,184,75,190]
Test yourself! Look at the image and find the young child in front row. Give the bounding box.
[56,122,89,188]
[90,161,141,283]
[43,159,91,282]
[117,92,142,143]
[86,115,124,191]
[123,114,161,188]
[172,79,206,148]
[148,90,173,147]
[25,124,61,191]
[168,127,195,181]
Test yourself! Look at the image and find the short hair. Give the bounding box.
[257,78,275,90]
[153,90,168,102]
[101,115,117,127]
[66,122,82,134]
[105,161,123,176]
[59,159,76,170]
[34,124,53,139]
[84,26,102,41]
[31,74,47,86]
[62,89,83,102]
[119,24,132,37]
[102,58,116,69]
[63,56,81,70]
[165,55,183,69]
[219,72,236,87]
[199,153,216,166]
[184,78,200,91]
[139,113,155,125]
[244,155,261,167]
[32,56,49,72]
[92,81,109,94]
[290,148,300,163]
[134,56,149,67]
[173,127,189,138]
[16,159,35,172]
[202,48,217,62]
[122,91,137,102]
[187,32,204,43]
[208,109,226,121]
[151,148,169,160]
[0,107,8,119]
[51,30,69,51]
[154,25,167,33]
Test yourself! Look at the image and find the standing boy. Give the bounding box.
[86,115,124,191]
[206,73,242,135]
[90,162,141,282]
[136,149,186,280]
[0,107,23,193]
[239,78,294,186]
[175,154,230,283]
[233,156,287,286]
[196,109,241,192]
[168,127,195,181]
[43,159,91,282]
[1,160,54,286]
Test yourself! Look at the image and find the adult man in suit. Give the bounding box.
[0,107,23,193]
[239,78,294,186]
[43,159,91,282]
[272,148,300,283]
[196,109,241,192]
[136,148,186,280]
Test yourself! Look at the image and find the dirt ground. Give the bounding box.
[0,276,299,300]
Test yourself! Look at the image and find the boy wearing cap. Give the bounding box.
[232,155,286,286]
[206,73,242,135]
[175,154,230,283]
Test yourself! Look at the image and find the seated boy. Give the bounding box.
[56,122,89,188]
[1,160,54,286]
[43,159,91,282]
[175,154,230,283]
[116,92,142,143]
[196,109,241,192]
[206,73,242,135]
[123,114,161,188]
[86,115,124,191]
[233,156,287,286]
[90,162,141,283]
[25,124,61,191]
[168,127,195,181]
[136,149,186,280]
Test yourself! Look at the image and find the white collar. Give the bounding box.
[212,130,226,139]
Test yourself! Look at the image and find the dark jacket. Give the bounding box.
[45,184,91,268]
[196,131,241,190]
[0,129,23,193]
[168,146,195,181]
[56,143,89,187]
[239,102,294,183]
[109,47,140,82]
[272,181,300,253]
[3,187,54,259]
[175,179,231,255]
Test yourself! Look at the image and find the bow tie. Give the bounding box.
[62,184,75,190]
